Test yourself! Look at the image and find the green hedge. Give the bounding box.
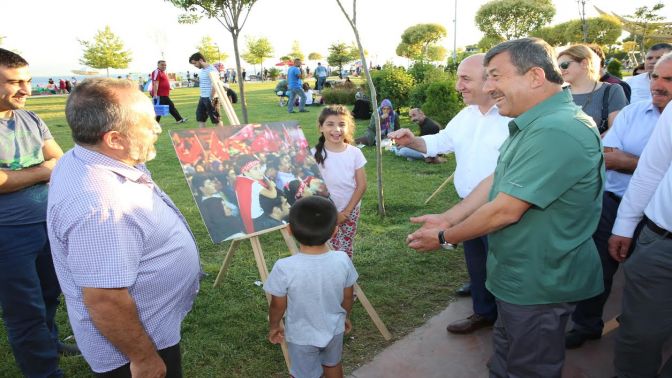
[321,87,358,105]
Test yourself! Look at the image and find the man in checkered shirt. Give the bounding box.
[47,78,201,377]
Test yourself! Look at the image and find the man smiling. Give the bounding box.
[406,38,604,376]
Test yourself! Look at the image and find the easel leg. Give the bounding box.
[354,283,392,340]
[213,240,241,288]
[424,172,454,205]
[250,236,291,371]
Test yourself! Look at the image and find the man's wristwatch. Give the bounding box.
[438,230,457,250]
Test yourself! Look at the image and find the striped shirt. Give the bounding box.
[47,146,201,373]
[199,64,216,98]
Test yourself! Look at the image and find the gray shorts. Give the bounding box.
[287,333,344,378]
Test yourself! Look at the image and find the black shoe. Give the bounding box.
[299,109,310,113]
[447,313,495,334]
[58,341,81,357]
[455,282,471,297]
[565,329,601,349]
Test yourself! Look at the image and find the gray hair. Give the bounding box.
[484,38,564,85]
[65,78,139,145]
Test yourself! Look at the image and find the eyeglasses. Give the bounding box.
[558,61,576,70]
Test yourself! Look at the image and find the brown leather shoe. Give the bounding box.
[447,314,495,334]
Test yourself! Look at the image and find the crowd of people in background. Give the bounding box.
[3,33,672,378]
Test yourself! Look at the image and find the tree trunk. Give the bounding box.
[335,0,385,217]
[106,67,110,78]
[232,33,249,124]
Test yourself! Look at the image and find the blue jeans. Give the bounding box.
[463,236,497,320]
[394,147,425,160]
[0,223,63,378]
[287,88,306,113]
[317,76,326,90]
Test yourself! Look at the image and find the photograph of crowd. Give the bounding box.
[170,121,330,243]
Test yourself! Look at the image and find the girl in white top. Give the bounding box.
[312,106,367,257]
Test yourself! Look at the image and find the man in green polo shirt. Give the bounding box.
[406,38,604,376]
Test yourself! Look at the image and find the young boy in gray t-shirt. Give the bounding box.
[264,196,358,378]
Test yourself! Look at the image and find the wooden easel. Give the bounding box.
[208,73,392,370]
[424,172,454,204]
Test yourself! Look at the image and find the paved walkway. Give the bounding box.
[349,270,661,378]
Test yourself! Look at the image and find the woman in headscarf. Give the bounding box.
[355,98,400,146]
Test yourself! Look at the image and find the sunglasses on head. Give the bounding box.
[559,61,575,70]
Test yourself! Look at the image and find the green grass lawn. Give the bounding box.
[0,81,467,377]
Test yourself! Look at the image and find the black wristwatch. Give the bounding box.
[438,230,457,250]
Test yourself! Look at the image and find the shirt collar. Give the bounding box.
[73,145,151,183]
[511,88,571,132]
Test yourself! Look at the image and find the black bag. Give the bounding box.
[598,84,611,134]
[353,99,372,120]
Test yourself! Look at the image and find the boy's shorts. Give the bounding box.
[287,332,344,378]
[196,97,220,124]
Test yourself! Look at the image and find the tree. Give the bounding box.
[562,17,622,46]
[79,26,132,77]
[170,0,258,124]
[625,2,667,54]
[476,34,505,51]
[196,36,227,63]
[241,36,273,77]
[334,0,387,217]
[530,24,567,46]
[395,24,447,62]
[475,0,555,40]
[327,42,358,78]
[287,40,304,61]
[308,52,323,61]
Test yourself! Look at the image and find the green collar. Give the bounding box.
[511,88,572,132]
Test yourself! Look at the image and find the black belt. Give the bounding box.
[605,191,621,203]
[645,218,672,239]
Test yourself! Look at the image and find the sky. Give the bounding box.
[2,0,670,77]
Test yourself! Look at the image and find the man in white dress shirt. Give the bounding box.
[626,43,671,104]
[389,54,510,334]
[608,52,672,377]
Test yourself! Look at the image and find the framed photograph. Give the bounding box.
[170,121,330,243]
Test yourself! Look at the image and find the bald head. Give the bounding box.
[456,53,492,108]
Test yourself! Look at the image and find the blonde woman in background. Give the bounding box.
[557,45,628,134]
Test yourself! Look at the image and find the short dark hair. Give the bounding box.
[650,43,672,53]
[65,78,137,145]
[0,48,28,68]
[289,196,337,246]
[484,38,564,85]
[158,60,166,65]
[189,52,205,63]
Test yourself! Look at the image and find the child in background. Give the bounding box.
[312,105,367,258]
[265,196,358,378]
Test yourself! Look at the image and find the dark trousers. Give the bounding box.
[0,223,63,378]
[615,226,672,378]
[463,236,497,320]
[490,300,574,378]
[156,96,183,123]
[571,192,643,335]
[95,343,182,378]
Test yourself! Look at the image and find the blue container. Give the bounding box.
[153,98,169,116]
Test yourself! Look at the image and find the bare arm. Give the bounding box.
[388,128,427,153]
[342,286,354,334]
[412,174,494,228]
[267,295,287,344]
[607,110,620,129]
[604,149,639,173]
[0,139,63,194]
[408,189,530,252]
[152,80,159,97]
[338,167,367,224]
[82,287,165,377]
[260,178,278,199]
